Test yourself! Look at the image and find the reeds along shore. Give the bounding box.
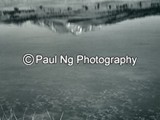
[0,0,160,22]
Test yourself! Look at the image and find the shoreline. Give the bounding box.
[0,0,160,22]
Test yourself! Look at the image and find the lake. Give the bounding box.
[0,15,160,120]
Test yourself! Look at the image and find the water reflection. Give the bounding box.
[1,9,160,35]
[31,19,103,35]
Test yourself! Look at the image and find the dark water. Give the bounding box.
[0,16,160,120]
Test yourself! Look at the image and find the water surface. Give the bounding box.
[0,16,160,119]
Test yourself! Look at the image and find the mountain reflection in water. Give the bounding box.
[31,19,103,35]
[1,7,160,35]
[1,12,159,35]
